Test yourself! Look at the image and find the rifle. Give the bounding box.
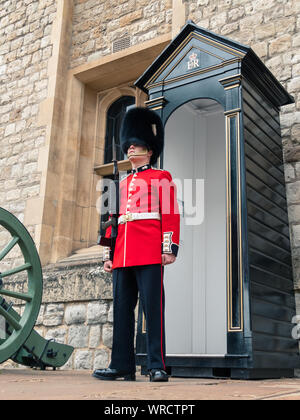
[97,136,119,259]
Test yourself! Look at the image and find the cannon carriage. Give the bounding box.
[0,207,73,369]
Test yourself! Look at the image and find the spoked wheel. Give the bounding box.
[0,207,43,364]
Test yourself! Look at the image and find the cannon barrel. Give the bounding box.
[0,207,73,369]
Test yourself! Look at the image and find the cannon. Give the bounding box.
[0,207,73,369]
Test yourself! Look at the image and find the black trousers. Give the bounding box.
[109,264,166,372]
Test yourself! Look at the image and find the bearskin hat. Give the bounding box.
[120,107,164,165]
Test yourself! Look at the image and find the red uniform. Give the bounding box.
[103,164,180,268]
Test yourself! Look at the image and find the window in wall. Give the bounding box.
[104,96,135,164]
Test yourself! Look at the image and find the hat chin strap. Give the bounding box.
[128,151,149,157]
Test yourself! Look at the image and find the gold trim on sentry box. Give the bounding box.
[225,111,244,332]
[145,31,245,89]
[147,58,241,91]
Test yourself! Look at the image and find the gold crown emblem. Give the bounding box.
[189,52,198,61]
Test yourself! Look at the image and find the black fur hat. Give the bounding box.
[120,107,164,165]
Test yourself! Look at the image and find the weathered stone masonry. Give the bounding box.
[34,262,114,371]
[0,0,56,232]
[4,261,114,370]
[70,0,173,68]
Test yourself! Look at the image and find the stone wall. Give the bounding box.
[36,298,113,371]
[3,261,118,370]
[70,0,173,68]
[0,0,57,258]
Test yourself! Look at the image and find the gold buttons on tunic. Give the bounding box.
[162,232,173,253]
[126,174,137,211]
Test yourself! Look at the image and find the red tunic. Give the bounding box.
[103,165,180,269]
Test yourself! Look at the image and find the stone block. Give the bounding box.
[263,4,284,22]
[287,205,300,224]
[269,34,292,56]
[295,162,300,178]
[74,350,93,370]
[65,304,87,325]
[93,348,110,370]
[6,189,21,201]
[286,181,300,204]
[287,77,300,94]
[210,11,227,29]
[144,1,161,18]
[89,325,101,348]
[36,304,45,325]
[107,302,113,323]
[11,163,22,178]
[43,303,64,326]
[4,123,15,136]
[292,259,300,289]
[120,10,143,27]
[45,327,67,344]
[87,301,108,324]
[68,325,90,348]
[292,225,300,248]
[255,23,275,41]
[102,324,113,349]
[284,145,300,163]
[220,22,239,36]
[251,41,268,59]
[284,163,295,182]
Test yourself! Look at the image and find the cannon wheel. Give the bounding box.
[0,207,43,364]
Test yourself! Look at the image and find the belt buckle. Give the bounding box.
[125,213,133,222]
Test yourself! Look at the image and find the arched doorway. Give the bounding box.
[163,98,227,355]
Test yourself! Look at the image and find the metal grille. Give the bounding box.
[113,36,131,53]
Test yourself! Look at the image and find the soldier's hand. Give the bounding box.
[162,254,176,266]
[104,260,113,273]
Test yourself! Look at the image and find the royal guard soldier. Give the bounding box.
[93,107,180,382]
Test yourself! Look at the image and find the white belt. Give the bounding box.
[118,212,161,224]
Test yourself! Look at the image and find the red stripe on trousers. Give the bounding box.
[160,264,166,370]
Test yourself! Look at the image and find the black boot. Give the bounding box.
[93,368,136,381]
[149,369,169,382]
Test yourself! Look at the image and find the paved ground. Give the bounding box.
[1,369,300,400]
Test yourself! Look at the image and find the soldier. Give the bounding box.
[93,107,180,382]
